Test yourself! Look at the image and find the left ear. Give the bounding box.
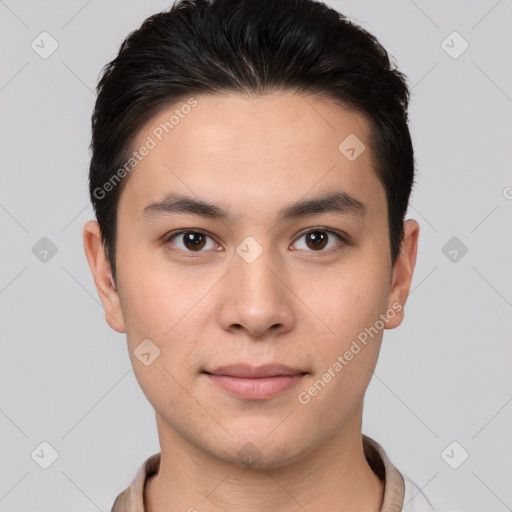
[385,219,419,329]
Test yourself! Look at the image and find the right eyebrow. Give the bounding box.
[140,193,233,222]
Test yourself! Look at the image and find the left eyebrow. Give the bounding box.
[276,189,366,221]
[140,189,367,223]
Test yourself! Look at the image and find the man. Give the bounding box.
[83,0,435,510]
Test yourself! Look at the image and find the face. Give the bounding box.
[84,91,418,469]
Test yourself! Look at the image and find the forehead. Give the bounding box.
[118,91,384,222]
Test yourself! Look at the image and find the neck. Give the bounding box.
[145,407,384,512]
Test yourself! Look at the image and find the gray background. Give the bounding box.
[1,0,511,510]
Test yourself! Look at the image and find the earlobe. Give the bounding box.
[83,220,126,333]
[385,219,420,330]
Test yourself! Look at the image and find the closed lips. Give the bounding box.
[203,364,307,378]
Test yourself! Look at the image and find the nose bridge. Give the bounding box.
[233,234,282,301]
[217,234,294,336]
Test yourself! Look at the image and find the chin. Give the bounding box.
[211,429,313,470]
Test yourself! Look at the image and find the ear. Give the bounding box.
[384,219,419,329]
[83,220,126,333]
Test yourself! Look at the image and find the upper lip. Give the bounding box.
[203,364,306,378]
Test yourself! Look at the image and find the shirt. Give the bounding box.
[111,434,435,512]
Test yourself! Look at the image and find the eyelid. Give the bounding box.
[164,228,211,242]
[294,226,348,242]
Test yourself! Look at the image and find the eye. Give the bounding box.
[165,230,220,254]
[291,228,345,253]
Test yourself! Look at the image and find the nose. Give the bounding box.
[216,241,295,339]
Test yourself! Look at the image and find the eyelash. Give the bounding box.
[163,227,348,257]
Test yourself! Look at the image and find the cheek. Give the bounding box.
[117,258,214,382]
[293,258,390,344]
[117,249,205,337]
[291,262,389,409]
[119,276,200,417]
[295,288,385,426]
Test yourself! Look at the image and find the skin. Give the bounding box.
[83,91,419,512]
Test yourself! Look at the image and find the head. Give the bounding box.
[84,0,419,468]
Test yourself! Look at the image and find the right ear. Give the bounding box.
[82,220,126,333]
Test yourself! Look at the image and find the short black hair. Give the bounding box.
[88,0,415,284]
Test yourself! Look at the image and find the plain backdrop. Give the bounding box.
[0,1,511,511]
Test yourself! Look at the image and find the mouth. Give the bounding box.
[202,364,308,400]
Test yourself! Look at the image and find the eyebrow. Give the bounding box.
[141,189,366,223]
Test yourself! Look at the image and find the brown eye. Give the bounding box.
[166,230,217,253]
[305,231,328,250]
[182,231,206,250]
[292,229,344,253]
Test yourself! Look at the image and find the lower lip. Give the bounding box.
[204,373,306,399]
